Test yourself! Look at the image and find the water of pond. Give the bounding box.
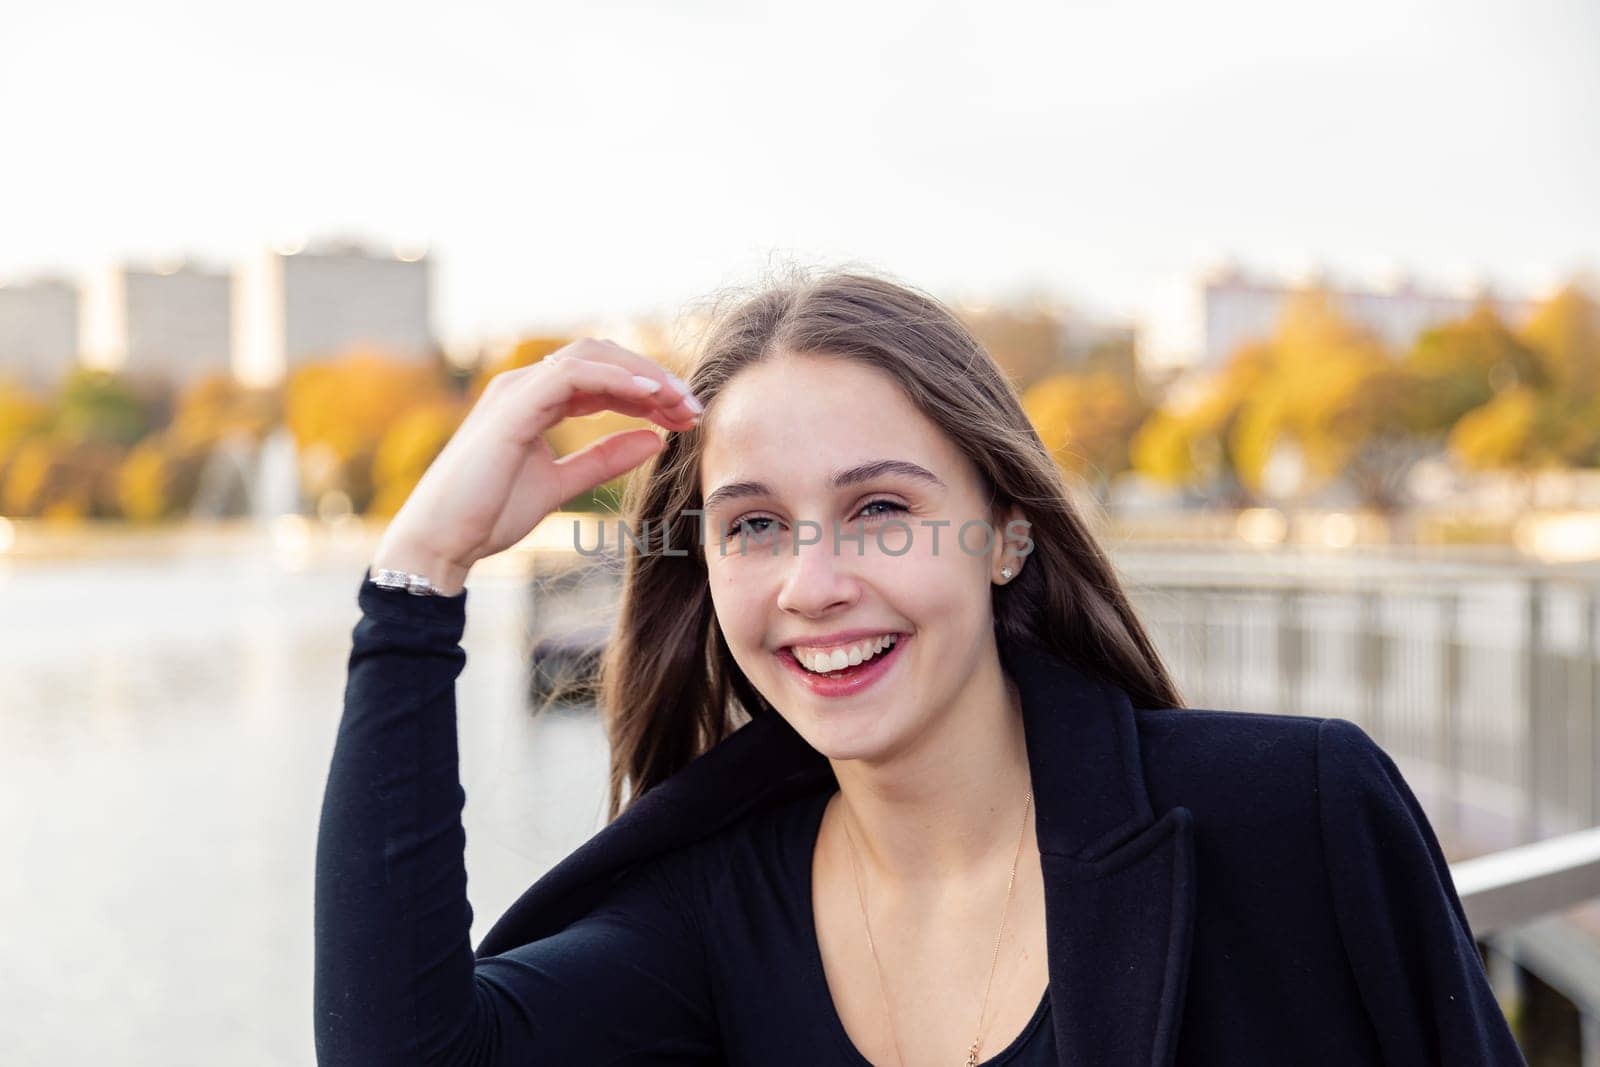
[0,543,610,1065]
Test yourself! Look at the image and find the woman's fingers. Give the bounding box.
[502,356,694,443]
[375,338,697,572]
[486,337,700,415]
[589,339,704,420]
[549,427,667,504]
[553,361,701,430]
[542,338,701,420]
[562,387,700,426]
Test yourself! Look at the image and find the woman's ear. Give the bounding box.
[991,502,1029,584]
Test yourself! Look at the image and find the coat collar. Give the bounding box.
[476,635,1196,1066]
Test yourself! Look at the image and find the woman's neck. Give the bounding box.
[825,654,1034,886]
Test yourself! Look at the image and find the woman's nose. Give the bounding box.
[774,527,859,617]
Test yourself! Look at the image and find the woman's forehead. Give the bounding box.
[698,366,971,503]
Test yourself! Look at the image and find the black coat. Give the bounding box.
[476,635,1526,1065]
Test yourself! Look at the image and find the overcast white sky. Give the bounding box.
[4,0,1597,364]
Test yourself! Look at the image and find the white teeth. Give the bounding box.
[792,634,899,675]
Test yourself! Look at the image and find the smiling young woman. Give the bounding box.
[315,268,1525,1066]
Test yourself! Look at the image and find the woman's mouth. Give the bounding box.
[776,633,910,698]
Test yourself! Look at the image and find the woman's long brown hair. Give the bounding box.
[597,265,1183,822]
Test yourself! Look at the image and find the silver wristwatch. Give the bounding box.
[368,566,445,596]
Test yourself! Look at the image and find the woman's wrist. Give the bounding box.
[370,538,471,597]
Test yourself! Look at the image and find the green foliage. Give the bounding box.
[53,368,155,446]
[1404,304,1545,436]
[563,480,626,513]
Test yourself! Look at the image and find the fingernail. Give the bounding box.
[683,392,705,414]
[632,374,662,392]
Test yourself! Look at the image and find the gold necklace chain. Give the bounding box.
[839,790,1033,1067]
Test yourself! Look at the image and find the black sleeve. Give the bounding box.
[314,572,720,1066]
[1316,717,1526,1066]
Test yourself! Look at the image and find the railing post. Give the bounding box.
[1485,940,1526,1043]
[1439,591,1462,848]
[1526,578,1545,845]
[1360,589,1384,744]
[1277,587,1300,718]
[1591,586,1600,828]
[1568,585,1593,831]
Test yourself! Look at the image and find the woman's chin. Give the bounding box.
[792,709,905,764]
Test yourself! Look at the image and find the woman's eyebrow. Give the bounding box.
[702,459,945,513]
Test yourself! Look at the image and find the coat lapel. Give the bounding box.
[476,636,1196,1067]
[1000,637,1197,1067]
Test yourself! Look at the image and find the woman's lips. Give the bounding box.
[776,634,909,698]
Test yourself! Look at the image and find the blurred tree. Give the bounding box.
[1228,289,1400,500]
[1130,341,1273,507]
[1021,371,1149,495]
[1524,283,1600,395]
[1522,284,1600,465]
[1441,283,1600,471]
[168,373,282,452]
[115,430,210,521]
[1131,289,1411,509]
[1,437,127,519]
[0,380,53,509]
[284,347,455,513]
[1449,385,1542,470]
[368,401,467,518]
[53,368,155,447]
[0,378,51,444]
[1403,303,1546,436]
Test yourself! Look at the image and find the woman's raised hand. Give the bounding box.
[370,338,702,594]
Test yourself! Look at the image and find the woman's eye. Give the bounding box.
[856,499,907,521]
[724,516,775,538]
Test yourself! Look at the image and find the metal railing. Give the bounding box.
[1119,550,1600,853]
[1454,828,1600,936]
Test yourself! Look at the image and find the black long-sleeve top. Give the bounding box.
[313,571,1055,1066]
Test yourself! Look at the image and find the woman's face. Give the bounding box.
[698,351,1021,764]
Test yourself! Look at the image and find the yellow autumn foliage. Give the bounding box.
[115,430,209,521]
[168,374,281,452]
[1522,284,1600,392]
[1449,386,1538,471]
[1021,372,1146,483]
[284,348,453,465]
[1136,290,1399,497]
[369,401,468,518]
[1,437,127,519]
[282,347,458,513]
